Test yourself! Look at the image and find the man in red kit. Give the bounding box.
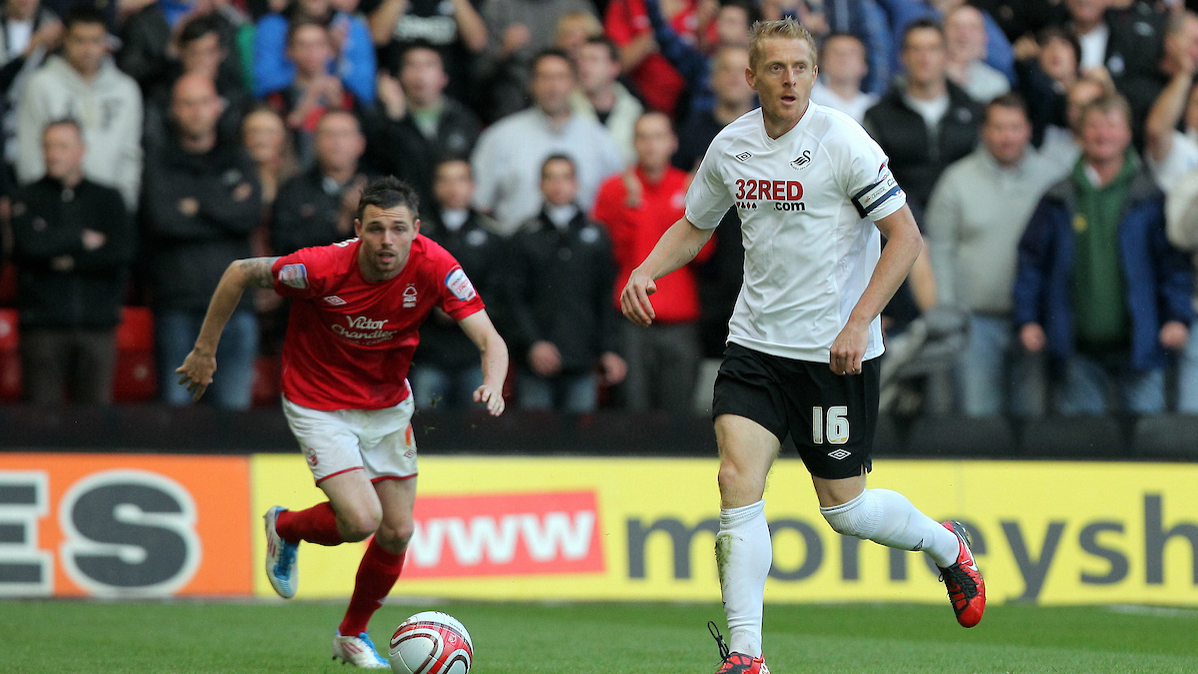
[175,176,508,668]
[593,111,712,413]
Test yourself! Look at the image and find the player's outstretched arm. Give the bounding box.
[620,216,713,327]
[175,257,280,400]
[829,205,923,376]
[458,309,509,416]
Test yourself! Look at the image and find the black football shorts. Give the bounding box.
[711,342,880,479]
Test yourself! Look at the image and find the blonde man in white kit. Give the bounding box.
[620,19,986,674]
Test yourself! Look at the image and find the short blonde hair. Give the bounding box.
[1078,93,1133,131]
[748,19,817,72]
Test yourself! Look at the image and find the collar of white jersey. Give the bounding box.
[758,100,818,146]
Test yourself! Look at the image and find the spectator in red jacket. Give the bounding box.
[592,111,712,413]
[604,0,712,117]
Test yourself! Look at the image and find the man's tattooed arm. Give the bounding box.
[239,257,281,288]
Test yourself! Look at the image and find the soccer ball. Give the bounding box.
[388,611,473,674]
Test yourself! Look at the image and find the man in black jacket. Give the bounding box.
[508,154,625,412]
[271,109,372,255]
[409,157,508,409]
[141,73,262,409]
[374,44,480,218]
[863,19,981,221]
[11,118,132,404]
[118,0,245,99]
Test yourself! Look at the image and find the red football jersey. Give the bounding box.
[272,236,485,411]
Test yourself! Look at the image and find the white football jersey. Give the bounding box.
[685,104,906,363]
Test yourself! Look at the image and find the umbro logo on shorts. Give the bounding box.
[827,449,851,460]
[735,151,752,162]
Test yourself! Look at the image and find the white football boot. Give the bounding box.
[332,632,390,668]
[263,506,298,598]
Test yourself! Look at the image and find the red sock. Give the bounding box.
[339,537,406,637]
[275,502,343,546]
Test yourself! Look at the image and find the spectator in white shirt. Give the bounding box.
[810,32,876,123]
[471,48,624,235]
[944,4,1010,103]
[1145,12,1198,194]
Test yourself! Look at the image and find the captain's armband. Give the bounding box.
[851,165,903,219]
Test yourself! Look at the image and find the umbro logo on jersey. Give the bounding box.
[790,150,812,170]
[322,295,347,306]
[827,449,851,460]
[734,151,752,162]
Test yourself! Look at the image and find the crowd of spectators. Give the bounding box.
[2,0,1198,422]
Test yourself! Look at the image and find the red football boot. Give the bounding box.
[708,622,770,674]
[938,520,986,628]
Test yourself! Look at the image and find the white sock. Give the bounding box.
[716,500,770,658]
[819,489,960,568]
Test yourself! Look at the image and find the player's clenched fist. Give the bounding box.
[620,268,658,327]
[829,319,868,376]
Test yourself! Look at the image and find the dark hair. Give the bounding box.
[43,117,83,138]
[901,18,945,50]
[819,31,865,59]
[721,0,761,27]
[433,154,471,178]
[540,153,576,178]
[398,40,443,73]
[531,48,575,77]
[582,35,619,63]
[357,176,420,221]
[984,91,1029,123]
[179,15,224,47]
[286,18,328,48]
[1036,26,1081,65]
[63,6,108,32]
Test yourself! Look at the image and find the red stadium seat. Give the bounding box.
[252,355,281,407]
[112,350,157,402]
[0,308,17,350]
[0,309,19,401]
[115,307,154,351]
[0,265,16,306]
[112,307,157,402]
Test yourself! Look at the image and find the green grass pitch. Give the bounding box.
[1,599,1196,673]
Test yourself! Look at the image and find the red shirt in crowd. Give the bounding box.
[604,0,704,117]
[592,166,713,324]
[272,236,484,411]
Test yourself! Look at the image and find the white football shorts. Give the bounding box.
[282,393,417,484]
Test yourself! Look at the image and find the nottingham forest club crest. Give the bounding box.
[790,150,812,170]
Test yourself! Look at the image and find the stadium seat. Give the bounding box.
[112,307,157,402]
[0,265,16,305]
[111,351,156,402]
[904,415,1017,458]
[1019,416,1128,459]
[0,308,19,402]
[252,355,281,407]
[115,307,154,351]
[1131,415,1198,460]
